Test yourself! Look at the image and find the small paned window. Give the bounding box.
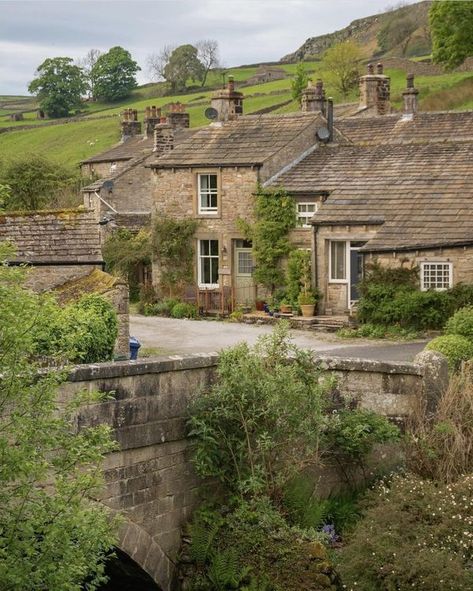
[421,262,452,291]
[330,241,347,281]
[199,239,219,287]
[198,174,218,214]
[297,202,318,227]
[237,251,253,275]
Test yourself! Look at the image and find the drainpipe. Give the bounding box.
[327,98,334,142]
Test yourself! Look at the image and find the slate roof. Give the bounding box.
[0,209,102,263]
[81,136,154,164]
[150,113,322,168]
[275,110,473,252]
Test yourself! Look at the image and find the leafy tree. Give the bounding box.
[28,57,87,118]
[430,0,473,69]
[322,40,363,97]
[0,242,118,590]
[0,155,78,210]
[163,44,205,92]
[196,39,220,87]
[291,62,309,104]
[91,46,140,101]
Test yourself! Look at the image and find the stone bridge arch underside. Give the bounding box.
[63,350,447,590]
[64,355,218,591]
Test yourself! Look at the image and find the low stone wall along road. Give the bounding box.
[130,315,428,362]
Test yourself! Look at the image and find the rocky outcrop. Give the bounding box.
[281,1,431,63]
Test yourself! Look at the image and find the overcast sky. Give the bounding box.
[1,0,418,95]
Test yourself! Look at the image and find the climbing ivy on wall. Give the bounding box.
[152,216,199,297]
[239,186,296,295]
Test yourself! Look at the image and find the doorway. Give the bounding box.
[349,242,365,307]
[234,240,255,305]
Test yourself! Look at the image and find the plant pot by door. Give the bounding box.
[280,304,292,314]
[300,304,315,317]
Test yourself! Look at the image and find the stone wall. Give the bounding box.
[64,350,447,589]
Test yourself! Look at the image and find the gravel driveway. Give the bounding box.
[130,315,428,362]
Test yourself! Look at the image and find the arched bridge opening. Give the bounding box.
[97,548,163,591]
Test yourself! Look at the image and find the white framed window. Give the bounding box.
[198,174,218,214]
[198,239,219,287]
[329,241,347,282]
[237,250,253,276]
[421,262,452,291]
[297,202,318,227]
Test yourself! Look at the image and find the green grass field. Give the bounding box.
[0,61,472,168]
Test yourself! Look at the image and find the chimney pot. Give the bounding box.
[406,73,415,88]
[367,63,374,75]
[376,63,384,75]
[154,121,174,156]
[228,75,235,93]
[402,73,419,116]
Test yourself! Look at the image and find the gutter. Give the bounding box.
[7,260,105,269]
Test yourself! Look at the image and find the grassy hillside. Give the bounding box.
[0,59,472,168]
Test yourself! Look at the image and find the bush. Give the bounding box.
[445,306,473,341]
[338,473,473,591]
[425,334,473,370]
[171,302,198,319]
[142,298,180,317]
[447,282,473,311]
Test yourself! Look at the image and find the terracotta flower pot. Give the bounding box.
[255,300,265,312]
[300,304,315,317]
[280,304,292,314]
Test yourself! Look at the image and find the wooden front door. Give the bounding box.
[234,241,255,305]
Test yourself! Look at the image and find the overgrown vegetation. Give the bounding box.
[239,186,296,296]
[183,324,399,589]
[0,242,118,589]
[430,0,473,69]
[151,216,199,297]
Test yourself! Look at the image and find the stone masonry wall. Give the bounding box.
[63,350,447,589]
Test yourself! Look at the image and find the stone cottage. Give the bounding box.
[0,208,129,354]
[273,73,473,315]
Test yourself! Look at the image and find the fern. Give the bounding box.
[189,519,220,564]
[207,547,250,589]
[283,475,329,529]
[241,575,272,590]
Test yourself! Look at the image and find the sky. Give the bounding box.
[0,0,419,95]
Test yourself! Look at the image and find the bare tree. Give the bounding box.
[196,39,220,87]
[146,45,175,82]
[77,49,102,98]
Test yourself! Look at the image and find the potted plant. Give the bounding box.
[298,290,317,317]
[280,300,293,314]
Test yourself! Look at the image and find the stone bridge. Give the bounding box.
[61,350,447,590]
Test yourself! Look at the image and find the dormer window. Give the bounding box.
[198,174,218,214]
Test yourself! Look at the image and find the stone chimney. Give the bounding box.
[210,75,244,122]
[144,105,162,138]
[153,118,174,156]
[165,102,190,129]
[358,63,391,116]
[402,73,419,117]
[121,108,141,141]
[301,79,326,115]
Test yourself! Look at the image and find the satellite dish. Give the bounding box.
[316,127,330,142]
[205,107,218,121]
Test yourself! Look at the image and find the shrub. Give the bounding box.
[338,473,473,591]
[170,302,198,319]
[142,298,180,317]
[447,282,473,310]
[405,368,473,482]
[425,334,473,370]
[445,306,473,340]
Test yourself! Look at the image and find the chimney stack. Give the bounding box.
[165,102,190,129]
[358,62,391,116]
[144,105,162,137]
[210,75,244,122]
[402,73,419,117]
[301,79,326,115]
[153,119,174,156]
[121,108,142,142]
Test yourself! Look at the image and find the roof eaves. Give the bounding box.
[361,238,473,253]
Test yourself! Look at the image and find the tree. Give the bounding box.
[322,40,363,97]
[77,48,102,98]
[196,39,220,87]
[0,242,118,590]
[163,44,204,92]
[91,46,140,101]
[146,44,175,82]
[291,62,309,104]
[430,0,473,69]
[28,57,86,118]
[0,155,78,210]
